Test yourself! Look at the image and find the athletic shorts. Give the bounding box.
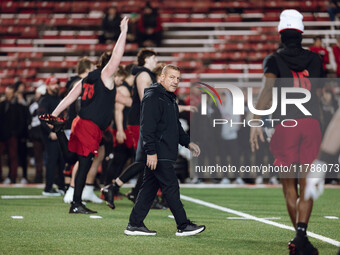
[126,125,140,150]
[68,116,103,157]
[270,118,321,166]
[112,129,134,148]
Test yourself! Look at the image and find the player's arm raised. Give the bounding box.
[52,79,82,117]
[101,17,128,90]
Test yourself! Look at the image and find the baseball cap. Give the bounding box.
[45,76,59,86]
[36,85,46,95]
[278,9,304,33]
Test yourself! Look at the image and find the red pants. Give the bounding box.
[68,117,103,157]
[270,118,322,166]
[0,136,18,182]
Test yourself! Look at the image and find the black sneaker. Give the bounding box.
[288,236,318,255]
[100,183,119,209]
[126,190,136,203]
[39,114,66,133]
[124,223,157,236]
[69,201,97,214]
[42,188,61,197]
[176,221,206,236]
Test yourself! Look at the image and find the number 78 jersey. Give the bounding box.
[263,49,324,122]
[78,69,116,131]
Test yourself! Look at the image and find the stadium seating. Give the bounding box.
[0,0,337,89]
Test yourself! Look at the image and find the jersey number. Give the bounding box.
[82,83,94,100]
[291,70,311,91]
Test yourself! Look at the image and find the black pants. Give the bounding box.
[217,139,240,178]
[43,137,65,191]
[17,138,28,179]
[0,136,18,182]
[56,130,78,165]
[119,162,144,184]
[105,144,134,185]
[32,139,44,181]
[73,153,94,203]
[129,161,188,230]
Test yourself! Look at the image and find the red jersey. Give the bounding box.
[309,46,329,71]
[332,44,340,76]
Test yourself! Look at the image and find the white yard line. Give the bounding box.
[227,217,281,220]
[181,194,340,247]
[1,195,48,199]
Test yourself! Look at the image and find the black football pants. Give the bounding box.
[129,161,189,230]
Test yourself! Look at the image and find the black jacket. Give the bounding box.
[38,93,61,136]
[0,100,27,141]
[136,83,190,162]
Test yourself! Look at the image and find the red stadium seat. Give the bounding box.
[172,14,189,23]
[90,2,109,12]
[36,1,54,13]
[71,2,89,13]
[17,1,36,9]
[0,18,16,25]
[225,14,242,22]
[1,1,18,13]
[16,69,37,77]
[54,2,72,13]
[248,69,263,74]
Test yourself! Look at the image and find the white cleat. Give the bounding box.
[20,178,28,184]
[3,178,11,184]
[220,178,231,184]
[82,185,103,204]
[63,186,74,204]
[235,177,245,185]
[255,176,263,184]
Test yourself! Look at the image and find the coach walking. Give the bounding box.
[124,65,205,236]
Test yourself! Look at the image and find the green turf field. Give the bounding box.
[0,186,339,255]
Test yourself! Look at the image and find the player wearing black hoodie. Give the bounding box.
[250,10,322,255]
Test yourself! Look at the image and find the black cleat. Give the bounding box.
[124,223,157,236]
[126,190,136,203]
[42,188,61,197]
[39,114,67,133]
[288,236,318,255]
[69,201,97,214]
[176,221,205,236]
[100,183,119,209]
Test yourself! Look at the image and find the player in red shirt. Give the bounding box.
[250,10,322,255]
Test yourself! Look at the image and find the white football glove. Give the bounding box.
[304,160,326,200]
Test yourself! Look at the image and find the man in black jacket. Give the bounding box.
[38,77,65,196]
[124,65,205,236]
